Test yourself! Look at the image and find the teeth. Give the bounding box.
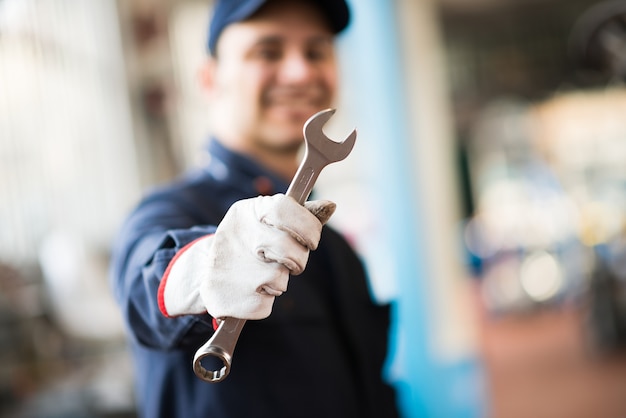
[269,96,317,106]
[273,102,313,107]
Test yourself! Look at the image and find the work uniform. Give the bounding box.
[110,139,399,418]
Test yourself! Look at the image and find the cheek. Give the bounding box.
[321,68,339,99]
[220,67,269,105]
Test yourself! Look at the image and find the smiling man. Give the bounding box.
[110,1,399,417]
[203,0,340,178]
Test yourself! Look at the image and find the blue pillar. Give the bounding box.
[338,2,485,417]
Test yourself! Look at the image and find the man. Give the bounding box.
[110,0,399,417]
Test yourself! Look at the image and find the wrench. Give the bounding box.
[192,108,356,383]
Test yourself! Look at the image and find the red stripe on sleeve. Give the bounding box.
[157,235,211,318]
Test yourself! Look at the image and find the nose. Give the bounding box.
[277,51,316,84]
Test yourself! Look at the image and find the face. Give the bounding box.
[202,0,339,156]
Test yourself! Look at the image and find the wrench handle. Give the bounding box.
[286,163,320,204]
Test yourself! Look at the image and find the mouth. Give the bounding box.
[269,99,320,113]
[264,89,328,114]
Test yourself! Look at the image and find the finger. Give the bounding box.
[258,195,323,250]
[255,231,310,274]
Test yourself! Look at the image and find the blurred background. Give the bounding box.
[1,0,626,417]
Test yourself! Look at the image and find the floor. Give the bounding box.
[479,306,626,418]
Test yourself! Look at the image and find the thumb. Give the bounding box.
[304,200,336,225]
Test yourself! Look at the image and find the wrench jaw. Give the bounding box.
[304,108,357,163]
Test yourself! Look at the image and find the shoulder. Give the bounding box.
[141,169,214,206]
[319,225,366,276]
[321,226,359,256]
[122,169,224,233]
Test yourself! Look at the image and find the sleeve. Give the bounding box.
[109,193,218,350]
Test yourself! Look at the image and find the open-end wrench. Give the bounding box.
[192,108,357,383]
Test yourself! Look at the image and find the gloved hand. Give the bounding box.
[158,194,335,320]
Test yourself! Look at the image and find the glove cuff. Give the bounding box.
[158,235,214,318]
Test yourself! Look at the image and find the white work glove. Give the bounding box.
[157,194,335,320]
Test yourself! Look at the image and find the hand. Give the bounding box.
[158,194,335,320]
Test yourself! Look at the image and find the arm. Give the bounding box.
[110,192,334,350]
[109,195,217,350]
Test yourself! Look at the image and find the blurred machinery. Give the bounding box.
[569,0,626,83]
[461,0,626,355]
[462,98,593,313]
[0,250,134,418]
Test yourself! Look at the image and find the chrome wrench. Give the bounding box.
[192,108,357,383]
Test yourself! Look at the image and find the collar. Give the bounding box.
[205,138,291,196]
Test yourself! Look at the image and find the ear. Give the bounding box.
[197,57,218,98]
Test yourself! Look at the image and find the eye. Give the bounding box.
[306,42,333,62]
[306,48,327,61]
[251,45,282,61]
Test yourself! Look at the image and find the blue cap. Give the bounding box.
[207,0,351,56]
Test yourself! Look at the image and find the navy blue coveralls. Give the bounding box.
[110,139,399,418]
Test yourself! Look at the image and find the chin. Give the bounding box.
[275,132,305,148]
[270,105,324,123]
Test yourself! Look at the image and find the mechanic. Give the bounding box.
[110,0,399,417]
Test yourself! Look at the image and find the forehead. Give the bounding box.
[216,1,335,53]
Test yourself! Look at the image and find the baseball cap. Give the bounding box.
[207,0,351,56]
